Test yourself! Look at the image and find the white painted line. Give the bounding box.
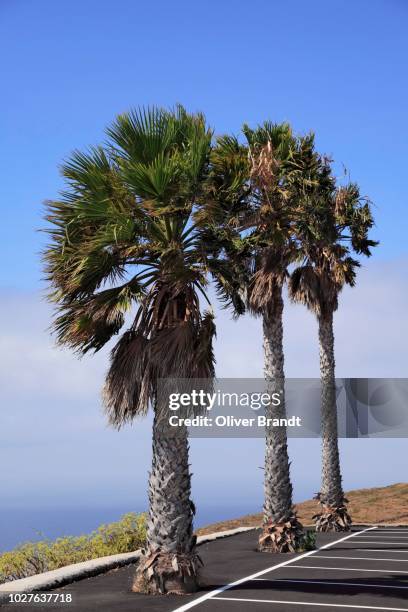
[356,548,408,554]
[372,530,408,533]
[342,540,408,545]
[314,555,408,563]
[367,532,408,535]
[356,535,408,540]
[212,596,408,610]
[251,578,408,591]
[317,529,378,551]
[170,527,377,612]
[289,564,408,574]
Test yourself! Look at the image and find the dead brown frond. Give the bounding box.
[248,248,289,313]
[258,516,304,553]
[313,498,352,533]
[249,141,280,197]
[289,264,340,318]
[103,281,216,427]
[132,549,202,595]
[103,329,154,427]
[334,186,348,220]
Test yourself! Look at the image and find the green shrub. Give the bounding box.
[0,512,147,584]
[296,530,316,552]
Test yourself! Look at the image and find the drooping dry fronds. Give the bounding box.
[249,140,280,198]
[289,249,361,318]
[103,281,216,427]
[258,516,304,553]
[132,549,203,594]
[313,494,352,533]
[247,248,290,313]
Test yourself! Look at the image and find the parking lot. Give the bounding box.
[173,526,408,612]
[2,526,408,612]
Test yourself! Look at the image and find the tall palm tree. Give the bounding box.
[43,106,242,594]
[209,126,330,552]
[243,123,317,553]
[289,170,377,532]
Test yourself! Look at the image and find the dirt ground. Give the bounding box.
[196,482,408,535]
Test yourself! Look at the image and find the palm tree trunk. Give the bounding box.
[259,285,303,552]
[133,409,200,594]
[316,310,351,532]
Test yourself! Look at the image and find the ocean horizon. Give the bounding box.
[0,503,262,553]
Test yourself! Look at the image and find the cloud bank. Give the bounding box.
[0,257,406,517]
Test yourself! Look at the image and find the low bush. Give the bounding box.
[0,512,147,584]
[297,529,317,552]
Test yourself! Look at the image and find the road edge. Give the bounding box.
[0,526,256,601]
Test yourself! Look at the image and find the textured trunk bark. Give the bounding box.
[259,285,303,552]
[316,310,351,532]
[133,409,200,594]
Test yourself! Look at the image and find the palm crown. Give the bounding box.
[209,123,325,313]
[289,157,378,317]
[43,106,240,426]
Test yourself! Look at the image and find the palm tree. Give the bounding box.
[289,169,377,532]
[208,126,329,552]
[217,123,319,553]
[42,106,242,594]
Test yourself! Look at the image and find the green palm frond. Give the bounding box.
[43,105,237,426]
[289,163,377,316]
[243,121,293,155]
[53,277,146,353]
[198,134,250,227]
[106,107,177,164]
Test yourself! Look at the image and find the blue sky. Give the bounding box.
[0,0,407,548]
[1,0,408,289]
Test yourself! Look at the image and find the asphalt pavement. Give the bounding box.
[1,526,408,612]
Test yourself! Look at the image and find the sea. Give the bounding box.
[0,503,259,553]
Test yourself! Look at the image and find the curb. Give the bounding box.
[0,526,256,602]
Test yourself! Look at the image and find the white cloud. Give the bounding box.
[214,256,408,378]
[0,293,107,399]
[0,257,406,514]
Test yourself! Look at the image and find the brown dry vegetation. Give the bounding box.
[196,483,408,536]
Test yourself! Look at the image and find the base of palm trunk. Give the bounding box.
[314,503,352,532]
[132,550,202,595]
[258,516,304,553]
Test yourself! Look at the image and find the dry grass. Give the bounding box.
[195,483,408,536]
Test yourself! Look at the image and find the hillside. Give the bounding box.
[196,483,408,535]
